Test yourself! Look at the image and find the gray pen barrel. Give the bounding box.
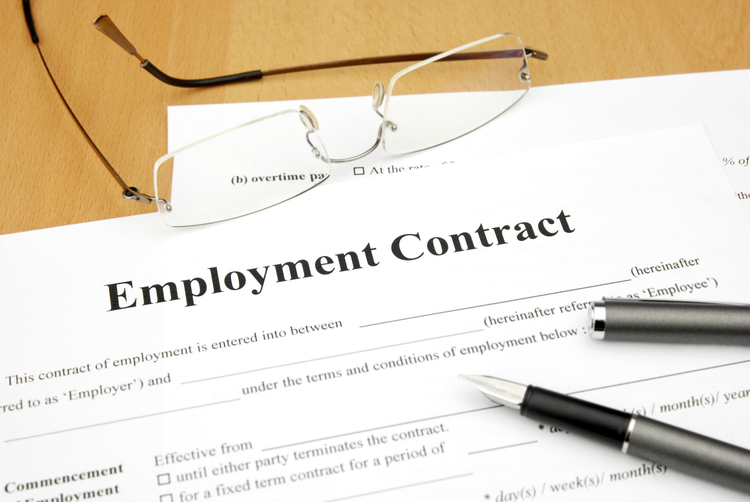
[627,416,750,494]
[590,299,750,344]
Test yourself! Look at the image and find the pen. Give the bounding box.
[460,374,750,494]
[589,298,750,345]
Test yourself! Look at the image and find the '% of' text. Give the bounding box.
[724,157,750,167]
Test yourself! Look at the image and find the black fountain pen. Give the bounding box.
[460,375,750,494]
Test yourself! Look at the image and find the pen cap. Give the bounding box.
[627,416,750,494]
[589,298,750,345]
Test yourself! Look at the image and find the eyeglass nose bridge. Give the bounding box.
[323,81,388,164]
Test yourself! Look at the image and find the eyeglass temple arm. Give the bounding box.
[264,47,548,77]
[94,15,548,88]
[23,1,153,205]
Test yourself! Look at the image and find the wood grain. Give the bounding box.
[2,0,749,235]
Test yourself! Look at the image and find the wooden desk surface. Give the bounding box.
[2,0,749,235]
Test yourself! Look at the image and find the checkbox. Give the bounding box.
[157,473,171,486]
[160,495,173,502]
[353,167,365,176]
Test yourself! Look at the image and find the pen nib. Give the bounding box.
[459,375,528,409]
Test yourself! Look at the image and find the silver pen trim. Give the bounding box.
[590,301,606,339]
[622,416,636,453]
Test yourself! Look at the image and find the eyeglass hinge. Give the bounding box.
[524,47,549,61]
[122,187,172,211]
[122,187,153,205]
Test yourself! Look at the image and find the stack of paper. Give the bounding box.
[1,71,749,501]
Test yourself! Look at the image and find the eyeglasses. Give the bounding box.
[24,0,547,226]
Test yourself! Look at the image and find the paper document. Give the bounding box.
[2,125,750,501]
[168,70,750,219]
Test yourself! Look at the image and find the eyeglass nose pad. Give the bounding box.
[299,105,319,131]
[372,81,385,112]
[518,62,530,83]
